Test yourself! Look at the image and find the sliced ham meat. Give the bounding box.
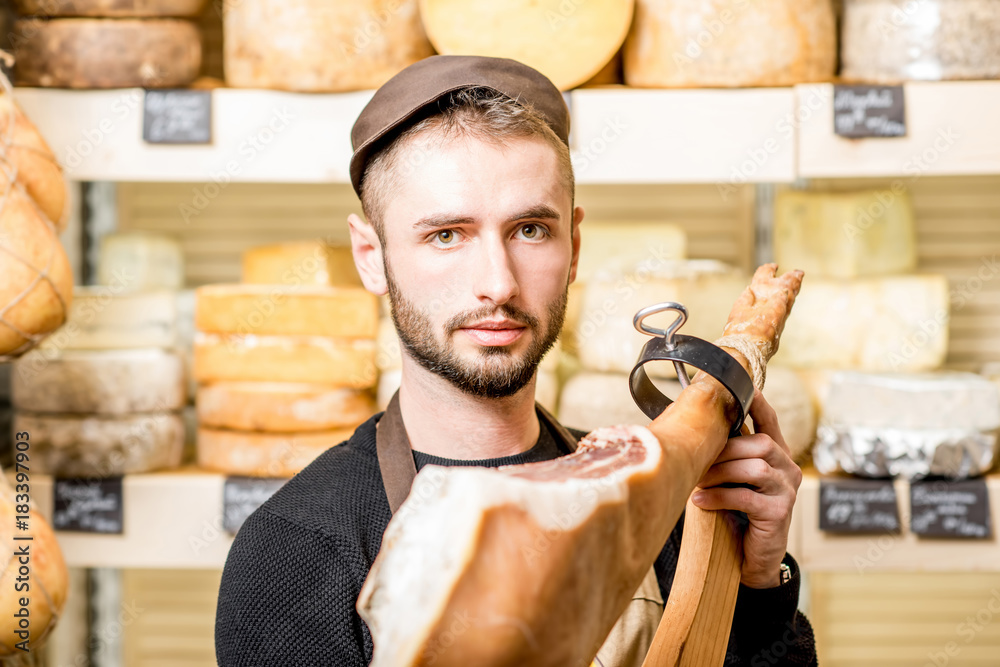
[357,265,804,666]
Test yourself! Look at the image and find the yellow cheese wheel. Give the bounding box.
[193,333,377,388]
[0,96,66,227]
[195,284,378,338]
[419,0,634,91]
[242,241,362,287]
[14,18,202,89]
[13,0,208,17]
[197,382,375,432]
[197,427,354,477]
[624,0,836,87]
[0,184,73,358]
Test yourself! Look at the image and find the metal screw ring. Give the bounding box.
[632,302,688,348]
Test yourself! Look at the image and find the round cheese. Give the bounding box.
[14,411,184,476]
[624,0,836,87]
[13,0,208,17]
[195,284,378,339]
[97,232,185,292]
[38,287,177,351]
[12,348,186,414]
[224,0,434,92]
[558,371,662,431]
[761,366,816,463]
[0,96,66,227]
[0,184,74,358]
[842,0,1000,83]
[197,382,375,432]
[193,333,377,388]
[419,0,635,90]
[242,241,361,287]
[13,18,202,89]
[197,426,354,477]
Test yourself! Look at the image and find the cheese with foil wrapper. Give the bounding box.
[814,371,1000,480]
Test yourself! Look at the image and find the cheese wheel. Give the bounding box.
[242,241,361,287]
[558,371,663,431]
[842,0,1000,83]
[224,0,434,92]
[12,348,186,414]
[195,284,378,339]
[0,184,74,358]
[576,260,746,375]
[13,18,202,89]
[194,333,377,388]
[197,427,354,477]
[774,189,917,279]
[14,411,184,476]
[97,232,185,291]
[38,287,177,351]
[0,96,66,226]
[575,221,686,284]
[419,0,634,91]
[176,289,197,400]
[761,367,816,462]
[624,0,837,87]
[13,0,208,17]
[0,475,68,656]
[773,275,950,372]
[197,382,375,432]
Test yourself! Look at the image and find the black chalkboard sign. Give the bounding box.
[910,479,991,539]
[819,478,901,534]
[223,477,286,535]
[52,477,124,534]
[143,89,212,144]
[833,85,906,138]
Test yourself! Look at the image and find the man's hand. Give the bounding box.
[690,389,803,588]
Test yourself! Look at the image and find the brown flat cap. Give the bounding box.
[349,55,570,197]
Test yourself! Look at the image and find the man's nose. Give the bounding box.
[471,235,519,305]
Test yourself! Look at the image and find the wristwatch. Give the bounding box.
[779,561,792,585]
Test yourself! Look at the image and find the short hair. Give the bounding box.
[358,86,575,246]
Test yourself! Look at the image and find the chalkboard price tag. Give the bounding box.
[143,89,212,144]
[833,85,906,138]
[819,478,900,534]
[223,477,286,535]
[52,477,124,534]
[910,478,992,539]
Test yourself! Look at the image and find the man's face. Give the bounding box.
[380,133,578,398]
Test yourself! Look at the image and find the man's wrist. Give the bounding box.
[742,557,793,589]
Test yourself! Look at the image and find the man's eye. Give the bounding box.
[519,224,544,240]
[436,230,456,244]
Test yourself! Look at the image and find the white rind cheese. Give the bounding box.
[12,348,186,414]
[97,232,185,292]
[761,366,816,462]
[193,333,377,388]
[39,287,177,351]
[14,411,184,476]
[558,371,662,431]
[575,221,687,285]
[197,382,375,432]
[197,427,353,477]
[773,275,950,372]
[774,189,917,279]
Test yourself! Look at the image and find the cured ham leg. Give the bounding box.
[357,264,803,667]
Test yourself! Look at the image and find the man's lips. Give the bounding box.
[459,320,527,346]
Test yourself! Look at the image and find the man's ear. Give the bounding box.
[348,213,388,295]
[568,205,584,285]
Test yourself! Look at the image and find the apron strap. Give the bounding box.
[376,390,579,516]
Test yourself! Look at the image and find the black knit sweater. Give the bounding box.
[215,411,817,666]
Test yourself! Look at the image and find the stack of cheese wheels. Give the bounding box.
[623,0,837,87]
[194,284,379,477]
[12,287,185,476]
[374,316,562,414]
[223,0,434,92]
[418,0,634,90]
[12,0,205,88]
[0,76,73,359]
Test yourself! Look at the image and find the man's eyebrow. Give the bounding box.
[412,204,562,231]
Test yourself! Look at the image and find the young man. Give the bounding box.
[215,55,816,666]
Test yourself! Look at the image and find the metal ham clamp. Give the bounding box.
[628,302,756,667]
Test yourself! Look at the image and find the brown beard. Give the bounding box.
[386,264,566,399]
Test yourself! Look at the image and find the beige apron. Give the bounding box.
[376,392,662,667]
